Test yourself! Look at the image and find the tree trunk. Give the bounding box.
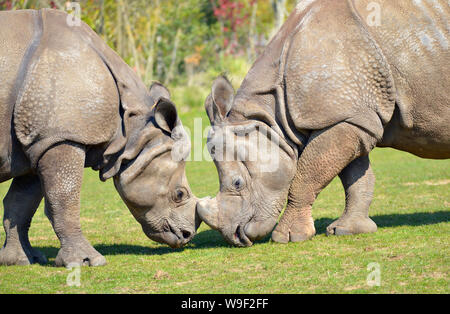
[164,28,182,85]
[247,1,258,62]
[116,0,123,56]
[120,0,141,76]
[271,0,287,33]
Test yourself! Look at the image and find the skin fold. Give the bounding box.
[0,9,199,267]
[198,0,449,246]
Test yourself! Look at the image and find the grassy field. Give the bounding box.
[0,107,449,294]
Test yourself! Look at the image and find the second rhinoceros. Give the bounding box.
[198,0,450,246]
[0,9,198,267]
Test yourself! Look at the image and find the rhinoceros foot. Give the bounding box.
[326,215,377,236]
[55,236,106,267]
[271,211,316,244]
[0,244,47,266]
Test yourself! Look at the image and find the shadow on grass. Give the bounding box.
[94,230,229,257]
[34,211,449,263]
[33,229,230,264]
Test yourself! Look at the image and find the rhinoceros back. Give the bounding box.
[13,9,120,168]
[0,10,37,163]
[353,0,450,157]
[281,0,448,155]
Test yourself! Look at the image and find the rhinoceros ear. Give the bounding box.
[154,98,191,162]
[149,82,171,104]
[205,94,215,124]
[206,76,235,124]
[154,98,180,134]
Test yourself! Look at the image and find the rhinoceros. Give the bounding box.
[197,0,450,246]
[0,9,198,267]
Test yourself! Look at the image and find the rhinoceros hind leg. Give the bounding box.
[326,216,377,236]
[326,155,378,236]
[0,174,47,266]
[38,142,106,267]
[272,123,377,244]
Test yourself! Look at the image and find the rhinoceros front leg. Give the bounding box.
[272,123,377,244]
[38,142,106,267]
[0,174,47,265]
[326,156,377,236]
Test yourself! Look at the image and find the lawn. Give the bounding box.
[0,107,449,294]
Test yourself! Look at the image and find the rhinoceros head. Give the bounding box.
[100,83,199,248]
[197,77,297,247]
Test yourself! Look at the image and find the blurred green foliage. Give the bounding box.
[0,0,297,108]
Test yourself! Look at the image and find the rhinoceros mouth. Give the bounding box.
[168,223,195,244]
[234,225,253,247]
[226,224,253,248]
[142,223,195,249]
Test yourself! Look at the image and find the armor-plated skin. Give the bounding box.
[0,9,198,267]
[197,0,449,246]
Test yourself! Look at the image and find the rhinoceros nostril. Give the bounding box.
[234,225,245,243]
[181,230,192,240]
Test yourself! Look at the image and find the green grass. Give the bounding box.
[0,107,449,294]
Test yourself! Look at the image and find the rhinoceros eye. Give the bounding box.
[173,187,189,203]
[232,176,245,191]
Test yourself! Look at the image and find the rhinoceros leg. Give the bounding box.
[326,156,377,236]
[272,123,377,243]
[38,142,106,267]
[0,174,47,265]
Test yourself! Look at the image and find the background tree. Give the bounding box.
[0,0,298,107]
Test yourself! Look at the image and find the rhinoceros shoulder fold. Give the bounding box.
[234,0,396,145]
[13,9,150,169]
[282,0,397,140]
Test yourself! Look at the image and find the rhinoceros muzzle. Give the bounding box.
[197,197,275,247]
[142,224,195,249]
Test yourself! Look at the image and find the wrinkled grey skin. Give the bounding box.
[0,9,198,267]
[198,0,449,246]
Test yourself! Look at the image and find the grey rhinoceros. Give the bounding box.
[0,9,198,267]
[197,0,450,246]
